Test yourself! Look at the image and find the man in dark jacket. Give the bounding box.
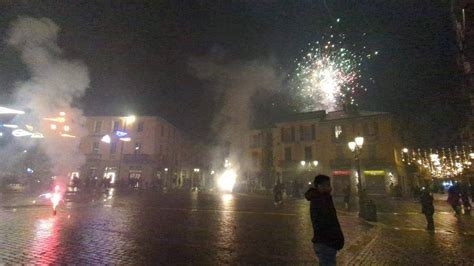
[305,175,344,266]
[420,188,435,231]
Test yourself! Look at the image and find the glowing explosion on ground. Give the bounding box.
[292,20,377,111]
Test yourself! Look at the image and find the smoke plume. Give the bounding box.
[189,56,282,174]
[5,17,90,176]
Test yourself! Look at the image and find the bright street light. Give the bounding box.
[348,141,356,152]
[355,136,364,147]
[126,115,136,124]
[402,148,409,153]
[300,160,306,166]
[312,160,319,167]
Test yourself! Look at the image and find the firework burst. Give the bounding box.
[291,21,377,111]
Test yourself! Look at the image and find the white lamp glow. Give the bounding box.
[355,136,364,147]
[348,141,356,152]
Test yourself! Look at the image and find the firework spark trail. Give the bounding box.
[292,21,377,111]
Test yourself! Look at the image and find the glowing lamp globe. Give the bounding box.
[126,115,136,124]
[348,141,356,152]
[355,136,364,147]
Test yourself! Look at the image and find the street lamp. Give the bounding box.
[300,160,318,167]
[348,136,368,218]
[348,137,364,191]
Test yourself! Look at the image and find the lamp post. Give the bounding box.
[193,168,200,190]
[117,115,135,188]
[348,136,367,218]
[300,160,319,181]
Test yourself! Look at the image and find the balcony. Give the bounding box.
[122,154,155,164]
[85,153,102,162]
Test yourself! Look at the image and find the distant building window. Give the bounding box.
[92,142,100,154]
[252,152,259,168]
[363,123,369,136]
[284,147,292,161]
[250,134,262,148]
[311,125,316,140]
[110,142,117,154]
[159,144,163,154]
[336,145,344,159]
[304,146,312,161]
[372,121,379,136]
[281,127,294,142]
[335,125,342,139]
[113,121,120,132]
[300,125,314,141]
[137,122,144,132]
[94,121,102,134]
[368,144,376,159]
[134,142,142,154]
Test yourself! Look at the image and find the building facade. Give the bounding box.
[453,0,474,145]
[248,110,404,195]
[79,115,189,188]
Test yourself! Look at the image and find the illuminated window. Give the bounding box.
[92,142,99,154]
[94,121,102,134]
[335,125,342,139]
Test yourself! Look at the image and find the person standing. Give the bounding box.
[343,185,351,210]
[460,182,472,215]
[447,184,461,216]
[273,181,284,206]
[305,175,344,266]
[420,188,435,231]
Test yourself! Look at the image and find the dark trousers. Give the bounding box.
[425,214,434,230]
[313,243,336,266]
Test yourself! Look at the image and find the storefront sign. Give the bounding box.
[115,130,128,138]
[363,170,386,176]
[333,170,352,176]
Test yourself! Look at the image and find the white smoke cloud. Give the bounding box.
[189,56,282,174]
[5,17,90,176]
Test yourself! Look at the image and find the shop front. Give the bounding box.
[331,170,352,196]
[363,170,386,195]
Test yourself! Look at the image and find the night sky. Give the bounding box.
[0,1,463,146]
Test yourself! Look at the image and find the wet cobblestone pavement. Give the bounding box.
[1,190,473,265]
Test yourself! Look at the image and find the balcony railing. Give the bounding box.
[85,153,102,162]
[122,154,154,164]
